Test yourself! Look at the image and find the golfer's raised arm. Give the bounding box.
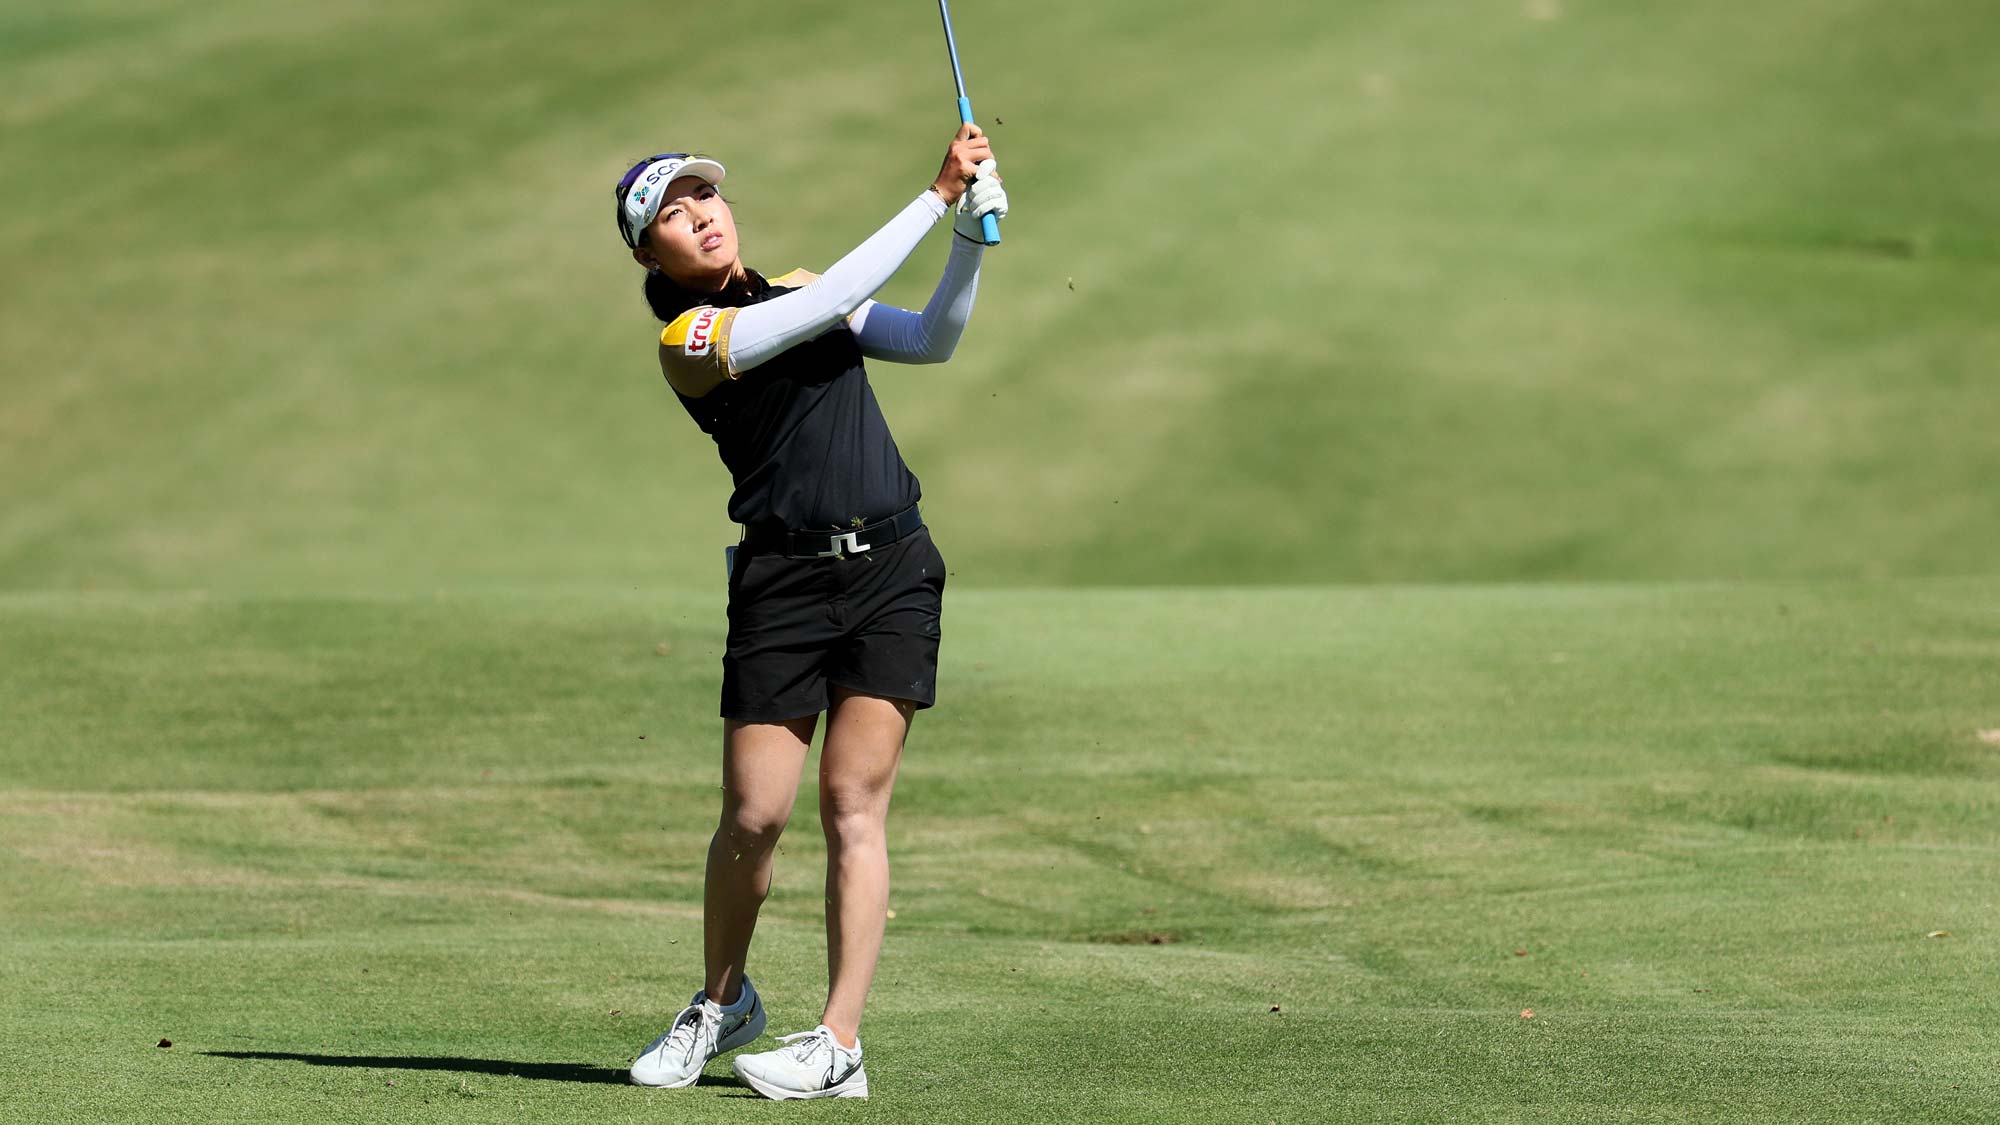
[724,127,996,370]
[723,125,995,374]
[724,192,948,371]
[848,165,1008,365]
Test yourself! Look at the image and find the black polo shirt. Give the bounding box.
[658,269,922,538]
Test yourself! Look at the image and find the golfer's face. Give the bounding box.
[647,176,738,284]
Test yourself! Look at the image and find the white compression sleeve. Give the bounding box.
[725,190,950,374]
[847,235,983,364]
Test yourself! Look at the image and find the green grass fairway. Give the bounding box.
[4,579,1997,1122]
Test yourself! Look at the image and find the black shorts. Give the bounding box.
[720,526,947,722]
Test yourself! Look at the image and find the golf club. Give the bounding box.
[936,0,1001,245]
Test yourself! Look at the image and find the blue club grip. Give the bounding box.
[956,96,1001,245]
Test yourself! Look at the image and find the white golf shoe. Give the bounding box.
[628,977,766,1088]
[731,1024,868,1100]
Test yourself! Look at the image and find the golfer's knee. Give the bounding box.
[718,803,788,854]
[819,786,888,845]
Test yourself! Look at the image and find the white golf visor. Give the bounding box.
[619,155,727,248]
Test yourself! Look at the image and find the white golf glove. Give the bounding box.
[954,159,1007,243]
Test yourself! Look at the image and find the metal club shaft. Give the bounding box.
[937,0,970,99]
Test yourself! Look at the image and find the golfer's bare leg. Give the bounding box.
[704,715,815,1005]
[817,689,914,1046]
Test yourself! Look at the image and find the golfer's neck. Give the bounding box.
[691,259,750,296]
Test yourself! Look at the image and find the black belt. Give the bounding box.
[741,505,924,559]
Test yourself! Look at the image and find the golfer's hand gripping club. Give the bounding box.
[957,103,1001,244]
[954,159,1007,244]
[930,123,997,217]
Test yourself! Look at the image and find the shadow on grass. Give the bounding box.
[203,1050,751,1089]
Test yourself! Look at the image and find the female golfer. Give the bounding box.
[616,125,1006,1100]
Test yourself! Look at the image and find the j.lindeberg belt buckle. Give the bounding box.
[815,530,873,558]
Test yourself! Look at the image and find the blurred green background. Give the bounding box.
[6,0,1994,593]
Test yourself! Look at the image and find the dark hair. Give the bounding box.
[642,267,701,323]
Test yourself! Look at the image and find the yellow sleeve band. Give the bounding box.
[658,305,739,397]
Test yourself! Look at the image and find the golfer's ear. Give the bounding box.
[632,247,656,270]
